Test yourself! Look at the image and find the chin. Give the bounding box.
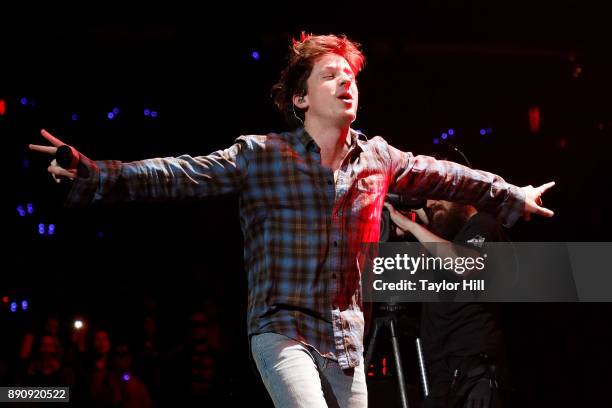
[344,111,357,124]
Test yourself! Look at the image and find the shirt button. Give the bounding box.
[333,241,338,247]
[327,179,333,185]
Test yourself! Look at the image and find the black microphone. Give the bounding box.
[55,145,77,169]
[54,145,89,178]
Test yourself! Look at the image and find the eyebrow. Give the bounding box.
[321,66,354,75]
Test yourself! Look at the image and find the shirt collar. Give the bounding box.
[293,127,368,153]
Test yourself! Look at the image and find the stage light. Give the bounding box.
[150,111,158,118]
[479,129,486,136]
[48,224,55,235]
[17,205,26,217]
[26,203,33,214]
[122,373,131,382]
[251,51,260,60]
[38,223,45,235]
[433,137,439,145]
[107,112,115,120]
[112,107,120,114]
[2,296,8,303]
[23,159,30,169]
[486,128,493,134]
[74,320,84,329]
[529,106,540,134]
[21,300,28,311]
[71,113,79,121]
[20,97,28,106]
[10,302,17,313]
[441,133,448,140]
[144,109,150,116]
[448,129,454,136]
[0,99,5,116]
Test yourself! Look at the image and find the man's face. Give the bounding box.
[426,199,469,240]
[427,200,453,225]
[299,53,358,127]
[94,330,111,355]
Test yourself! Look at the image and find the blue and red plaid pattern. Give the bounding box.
[65,127,524,369]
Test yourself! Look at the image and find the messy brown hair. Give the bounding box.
[271,33,365,128]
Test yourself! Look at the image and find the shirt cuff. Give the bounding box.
[64,154,123,208]
[498,184,525,228]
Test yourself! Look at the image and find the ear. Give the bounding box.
[293,94,308,109]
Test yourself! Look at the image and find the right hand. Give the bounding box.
[29,129,78,182]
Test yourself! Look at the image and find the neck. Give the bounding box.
[304,120,351,155]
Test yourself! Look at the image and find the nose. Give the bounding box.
[339,74,352,89]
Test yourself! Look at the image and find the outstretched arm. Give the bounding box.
[29,129,250,207]
[384,142,554,227]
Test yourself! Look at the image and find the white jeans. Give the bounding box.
[251,332,368,408]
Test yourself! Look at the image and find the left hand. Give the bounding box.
[522,181,555,221]
[383,202,416,232]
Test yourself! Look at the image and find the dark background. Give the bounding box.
[2,2,611,406]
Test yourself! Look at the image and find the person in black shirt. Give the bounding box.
[385,199,510,408]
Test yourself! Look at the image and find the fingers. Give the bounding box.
[29,144,57,154]
[537,181,556,194]
[383,202,395,213]
[48,165,76,180]
[40,129,65,147]
[534,205,555,218]
[524,203,554,221]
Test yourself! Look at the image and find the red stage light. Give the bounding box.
[529,106,541,134]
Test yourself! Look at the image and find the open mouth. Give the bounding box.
[338,92,353,101]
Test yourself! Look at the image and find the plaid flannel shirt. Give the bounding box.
[66,127,524,369]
